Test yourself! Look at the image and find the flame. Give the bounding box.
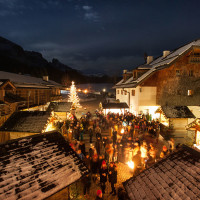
[121,128,124,134]
[127,161,134,169]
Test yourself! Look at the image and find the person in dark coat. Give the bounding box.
[83,153,91,170]
[91,154,98,183]
[82,173,91,197]
[108,162,117,195]
[79,140,86,156]
[95,137,102,155]
[88,127,93,143]
[112,129,117,145]
[117,187,129,200]
[99,160,108,194]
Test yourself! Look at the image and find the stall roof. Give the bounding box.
[160,106,195,118]
[0,111,51,133]
[0,131,89,200]
[123,145,200,200]
[47,102,72,112]
[186,118,200,131]
[102,102,129,109]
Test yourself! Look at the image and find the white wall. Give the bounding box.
[138,87,157,106]
[116,88,130,105]
[116,86,157,116]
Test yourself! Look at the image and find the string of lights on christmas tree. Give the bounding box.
[68,81,80,108]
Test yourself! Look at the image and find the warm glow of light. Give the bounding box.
[78,89,81,92]
[127,161,134,169]
[121,128,124,134]
[84,89,88,94]
[103,88,106,92]
[44,123,56,132]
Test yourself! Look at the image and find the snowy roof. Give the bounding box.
[160,106,195,118]
[47,102,72,112]
[102,102,129,109]
[123,145,200,200]
[0,71,62,88]
[186,118,200,130]
[115,39,200,88]
[0,131,89,200]
[0,111,51,133]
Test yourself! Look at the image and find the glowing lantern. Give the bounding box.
[127,161,134,169]
[121,128,124,134]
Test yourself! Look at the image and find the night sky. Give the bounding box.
[1,0,200,75]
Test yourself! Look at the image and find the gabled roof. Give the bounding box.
[0,71,62,88]
[47,102,72,112]
[123,145,200,200]
[186,118,200,131]
[0,131,89,200]
[160,106,195,118]
[102,102,129,109]
[0,79,16,89]
[115,39,200,88]
[0,111,51,133]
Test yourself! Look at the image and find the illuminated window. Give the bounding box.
[132,90,135,96]
[176,70,181,76]
[117,90,119,94]
[121,90,123,95]
[188,90,194,96]
[189,70,194,77]
[124,90,127,95]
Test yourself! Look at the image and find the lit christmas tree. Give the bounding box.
[68,81,80,108]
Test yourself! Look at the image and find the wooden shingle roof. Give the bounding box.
[160,106,195,118]
[47,102,72,112]
[0,111,51,133]
[0,131,89,200]
[123,145,200,200]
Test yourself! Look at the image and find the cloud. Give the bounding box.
[0,10,15,16]
[84,12,99,21]
[0,0,25,16]
[81,5,100,22]
[82,5,92,11]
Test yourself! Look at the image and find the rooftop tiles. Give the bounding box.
[0,111,51,133]
[0,131,89,200]
[123,145,200,200]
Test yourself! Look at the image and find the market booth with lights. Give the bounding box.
[0,111,57,143]
[102,102,129,115]
[186,118,200,150]
[47,101,72,120]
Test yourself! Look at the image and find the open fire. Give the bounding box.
[127,161,134,169]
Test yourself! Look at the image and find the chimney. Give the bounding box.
[43,76,49,82]
[163,50,170,58]
[147,56,153,64]
[123,69,127,74]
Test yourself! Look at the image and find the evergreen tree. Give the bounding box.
[68,81,80,108]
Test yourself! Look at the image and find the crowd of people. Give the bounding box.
[60,110,176,199]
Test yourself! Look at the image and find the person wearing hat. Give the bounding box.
[99,160,108,194]
[96,189,103,200]
[160,145,169,159]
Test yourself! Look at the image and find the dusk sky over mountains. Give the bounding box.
[1,0,200,75]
